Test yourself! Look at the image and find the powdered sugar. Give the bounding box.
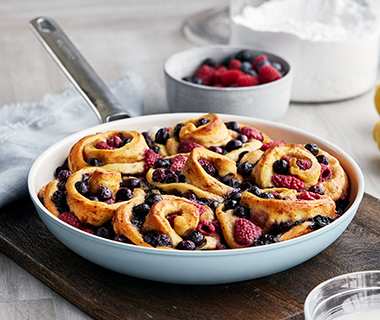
[230,0,380,102]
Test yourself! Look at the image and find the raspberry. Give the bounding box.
[319,164,333,183]
[194,65,216,86]
[234,218,262,246]
[213,66,228,84]
[236,74,259,87]
[95,141,115,150]
[196,219,216,237]
[228,59,242,70]
[272,174,305,191]
[178,141,204,153]
[167,214,178,227]
[107,135,122,148]
[221,69,244,86]
[260,140,285,151]
[170,154,188,171]
[252,55,268,71]
[59,212,81,229]
[80,227,95,234]
[258,65,282,84]
[198,158,216,176]
[297,191,322,200]
[296,159,312,171]
[239,126,263,142]
[144,149,163,171]
[281,156,292,165]
[212,219,222,234]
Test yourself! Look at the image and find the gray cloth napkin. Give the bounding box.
[0,73,145,209]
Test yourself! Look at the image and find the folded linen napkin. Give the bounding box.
[0,73,145,209]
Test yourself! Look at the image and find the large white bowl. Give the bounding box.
[164,46,293,121]
[28,113,364,285]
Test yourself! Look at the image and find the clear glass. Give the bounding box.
[304,271,380,320]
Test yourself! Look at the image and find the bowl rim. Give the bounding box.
[163,44,293,91]
[304,270,380,319]
[28,112,364,257]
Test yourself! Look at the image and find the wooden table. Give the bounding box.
[1,1,380,319]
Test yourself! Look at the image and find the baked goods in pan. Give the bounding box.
[38,113,350,250]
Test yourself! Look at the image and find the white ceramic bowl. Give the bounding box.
[304,271,380,320]
[164,46,292,121]
[28,113,364,285]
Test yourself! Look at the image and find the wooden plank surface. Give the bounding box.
[0,193,378,320]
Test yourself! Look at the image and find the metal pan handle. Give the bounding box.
[29,17,132,123]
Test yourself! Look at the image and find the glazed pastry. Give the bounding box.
[68,130,148,172]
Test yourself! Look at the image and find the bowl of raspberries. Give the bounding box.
[164,45,292,121]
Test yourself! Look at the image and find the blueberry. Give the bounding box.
[207,200,219,211]
[202,57,217,67]
[228,191,242,201]
[152,169,166,182]
[256,60,270,70]
[51,190,65,204]
[226,139,243,152]
[241,180,255,190]
[183,192,197,201]
[116,188,133,202]
[178,174,186,183]
[224,199,238,210]
[316,154,329,165]
[234,206,250,219]
[155,128,169,144]
[223,177,240,188]
[87,158,102,167]
[308,185,325,195]
[196,117,210,127]
[143,231,158,245]
[154,158,171,169]
[97,186,112,202]
[151,145,160,154]
[162,173,179,184]
[273,159,289,175]
[131,216,144,229]
[152,234,172,247]
[186,230,205,246]
[237,162,254,177]
[240,61,253,73]
[235,50,253,62]
[75,181,89,195]
[221,53,235,67]
[246,69,258,77]
[120,138,132,147]
[305,143,319,156]
[97,227,111,239]
[309,215,334,230]
[173,123,185,138]
[248,185,261,196]
[237,134,248,143]
[145,193,163,206]
[259,192,275,199]
[81,174,90,182]
[142,132,154,148]
[208,146,224,154]
[57,181,66,191]
[114,234,129,243]
[122,178,141,189]
[176,240,196,250]
[133,203,151,217]
[272,62,282,72]
[225,121,240,131]
[57,170,71,181]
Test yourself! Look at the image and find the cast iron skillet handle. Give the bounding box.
[29,17,131,123]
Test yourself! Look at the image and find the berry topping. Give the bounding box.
[133,203,151,217]
[221,69,244,86]
[196,219,216,237]
[234,206,250,219]
[152,169,166,182]
[234,218,262,246]
[178,141,204,153]
[305,143,319,156]
[308,185,325,195]
[260,140,285,151]
[75,181,89,195]
[155,128,169,144]
[95,141,115,150]
[235,49,254,62]
[122,178,141,189]
[228,59,242,70]
[107,135,122,148]
[319,164,333,183]
[162,172,179,184]
[173,123,185,138]
[259,192,276,199]
[176,240,196,250]
[170,154,188,171]
[239,126,263,142]
[309,215,334,230]
[316,154,329,165]
[57,170,71,181]
[208,146,224,154]
[198,158,216,176]
[296,159,312,171]
[226,139,243,152]
[258,65,282,84]
[272,174,305,191]
[154,158,172,169]
[87,158,102,167]
[51,190,65,204]
[152,234,172,247]
[252,54,268,70]
[144,149,163,171]
[248,185,261,196]
[145,193,163,206]
[224,199,238,210]
[59,212,82,229]
[142,132,154,148]
[297,191,322,200]
[237,162,254,177]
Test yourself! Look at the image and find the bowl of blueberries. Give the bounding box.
[164,45,293,121]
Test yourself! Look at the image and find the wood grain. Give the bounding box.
[0,193,377,320]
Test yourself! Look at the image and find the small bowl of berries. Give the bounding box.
[164,45,292,121]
